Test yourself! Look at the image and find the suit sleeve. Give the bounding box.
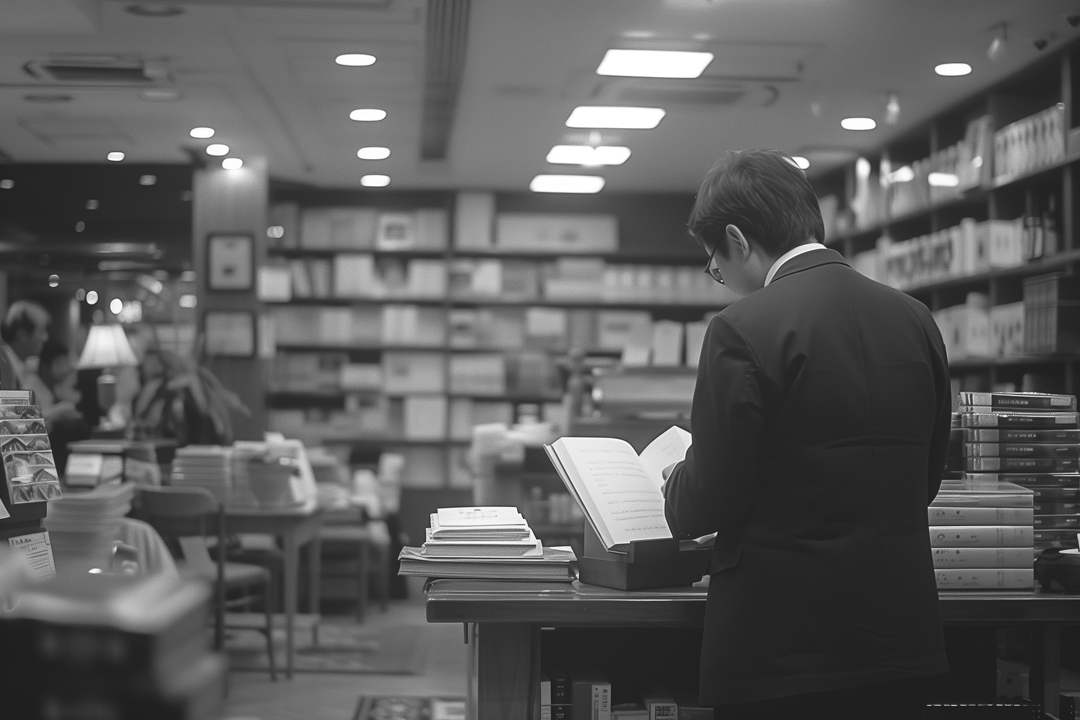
[663,314,766,542]
[924,314,952,505]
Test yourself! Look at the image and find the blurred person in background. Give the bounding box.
[37,339,90,473]
[0,301,81,426]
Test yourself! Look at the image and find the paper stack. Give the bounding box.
[398,506,576,581]
[170,446,233,504]
[45,482,136,576]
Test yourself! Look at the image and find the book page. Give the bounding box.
[638,426,692,487]
[551,437,672,548]
[436,506,525,527]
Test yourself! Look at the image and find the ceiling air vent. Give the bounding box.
[23,56,170,85]
[582,77,779,108]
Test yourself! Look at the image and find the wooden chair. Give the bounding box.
[318,508,390,621]
[136,486,277,681]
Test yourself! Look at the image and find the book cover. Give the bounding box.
[934,568,1034,589]
[546,667,571,705]
[961,412,1079,428]
[958,391,1077,411]
[964,442,1079,458]
[929,525,1034,548]
[420,534,543,558]
[928,506,1034,526]
[965,456,1077,472]
[963,428,1080,443]
[931,547,1035,569]
[641,693,678,720]
[934,480,1034,507]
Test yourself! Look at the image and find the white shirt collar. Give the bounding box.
[763,242,828,287]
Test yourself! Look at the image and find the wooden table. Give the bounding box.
[426,580,1080,719]
[226,502,322,679]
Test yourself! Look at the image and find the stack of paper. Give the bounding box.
[398,506,576,581]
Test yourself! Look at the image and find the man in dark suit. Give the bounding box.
[663,149,951,719]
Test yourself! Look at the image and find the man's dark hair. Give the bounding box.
[688,149,825,258]
[39,339,70,369]
[0,301,49,344]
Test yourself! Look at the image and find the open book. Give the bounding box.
[545,426,692,550]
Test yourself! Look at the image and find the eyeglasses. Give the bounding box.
[703,242,724,284]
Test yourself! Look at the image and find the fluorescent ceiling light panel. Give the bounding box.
[934,62,972,77]
[546,145,631,166]
[357,146,391,160]
[336,53,376,67]
[350,108,386,122]
[529,175,605,194]
[840,117,876,131]
[361,174,391,187]
[596,49,713,78]
[566,106,665,129]
[222,158,243,170]
[189,126,214,139]
[206,143,229,156]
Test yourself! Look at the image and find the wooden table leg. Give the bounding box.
[282,528,298,680]
[1031,622,1061,718]
[307,532,321,615]
[476,623,538,720]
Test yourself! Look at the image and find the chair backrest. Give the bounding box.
[136,486,222,576]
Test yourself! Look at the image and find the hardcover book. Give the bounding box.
[963,428,1080,443]
[964,443,1080,458]
[934,568,1034,589]
[931,547,1036,569]
[929,525,1034,548]
[965,456,1078,472]
[961,412,1079,428]
[958,391,1077,411]
[928,506,1034,526]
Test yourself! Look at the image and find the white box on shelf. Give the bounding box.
[333,254,379,298]
[403,395,448,440]
[383,352,446,394]
[495,213,618,253]
[414,208,449,249]
[650,320,684,367]
[257,265,292,302]
[455,192,495,250]
[376,212,417,250]
[301,208,377,249]
[990,302,1025,358]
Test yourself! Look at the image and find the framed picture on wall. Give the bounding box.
[204,310,256,357]
[207,233,254,291]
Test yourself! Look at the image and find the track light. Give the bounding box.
[987,23,1008,60]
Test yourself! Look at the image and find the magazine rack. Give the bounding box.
[578,522,710,591]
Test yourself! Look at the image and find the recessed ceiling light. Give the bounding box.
[140,89,181,102]
[566,106,665,129]
[139,174,156,185]
[190,126,215,139]
[935,62,972,77]
[48,275,60,288]
[23,93,72,104]
[546,145,631,166]
[840,117,876,131]
[791,156,810,170]
[361,174,391,187]
[222,158,243,170]
[107,151,125,162]
[350,108,387,122]
[336,53,377,67]
[125,4,184,17]
[596,49,714,79]
[206,143,229,156]
[529,175,606,194]
[86,290,99,305]
[0,179,13,190]
[357,146,391,160]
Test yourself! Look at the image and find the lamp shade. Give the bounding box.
[77,325,138,369]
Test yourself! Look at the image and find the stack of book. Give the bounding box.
[930,480,1035,589]
[0,573,224,720]
[169,445,233,504]
[397,506,576,582]
[960,391,1080,554]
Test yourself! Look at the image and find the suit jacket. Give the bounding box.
[664,248,951,705]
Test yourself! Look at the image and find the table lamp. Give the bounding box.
[77,324,139,419]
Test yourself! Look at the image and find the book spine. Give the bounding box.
[1035,502,1080,514]
[1034,515,1080,529]
[928,506,1034,526]
[934,568,1034,589]
[961,412,1079,428]
[931,547,1035,568]
[964,472,1079,487]
[959,391,1077,410]
[965,443,1080,457]
[595,682,611,720]
[934,491,1034,508]
[965,456,1078,472]
[964,428,1080,442]
[548,669,571,705]
[929,525,1034,547]
[1031,487,1080,503]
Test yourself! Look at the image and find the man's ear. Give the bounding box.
[725,224,751,260]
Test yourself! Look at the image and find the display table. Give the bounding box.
[226,502,322,679]
[426,579,1080,719]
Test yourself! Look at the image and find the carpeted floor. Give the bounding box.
[352,696,465,720]
[227,619,428,675]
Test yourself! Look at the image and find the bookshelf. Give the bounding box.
[261,188,725,497]
[812,41,1080,397]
